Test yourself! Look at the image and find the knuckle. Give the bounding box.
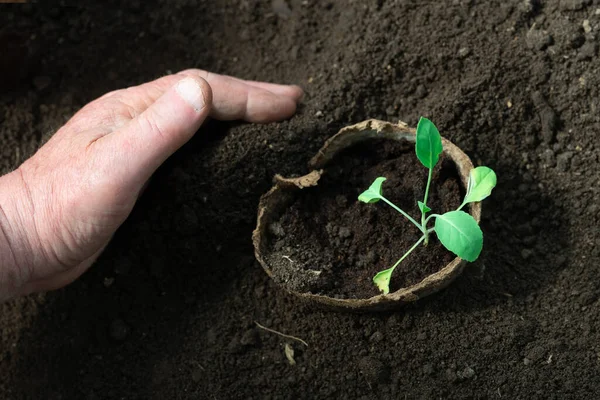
[139,110,168,143]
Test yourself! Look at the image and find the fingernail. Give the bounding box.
[176,77,205,112]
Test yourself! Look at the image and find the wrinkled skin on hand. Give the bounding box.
[0,69,302,301]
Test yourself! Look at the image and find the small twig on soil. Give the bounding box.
[282,255,294,263]
[254,321,309,347]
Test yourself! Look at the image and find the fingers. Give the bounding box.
[208,75,300,122]
[96,69,302,126]
[100,76,212,190]
[229,77,303,100]
[181,70,302,122]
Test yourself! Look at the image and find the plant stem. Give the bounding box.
[457,201,467,211]
[424,214,441,228]
[389,234,426,271]
[380,196,424,234]
[421,167,434,245]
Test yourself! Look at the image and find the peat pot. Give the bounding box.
[252,119,482,312]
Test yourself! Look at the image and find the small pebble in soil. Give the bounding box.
[457,47,470,58]
[271,0,292,19]
[541,149,556,167]
[583,20,592,33]
[358,357,390,385]
[109,319,130,341]
[571,154,583,169]
[526,29,553,51]
[268,222,285,237]
[577,41,598,61]
[457,366,475,380]
[518,0,536,15]
[526,345,546,362]
[415,84,428,99]
[521,249,533,260]
[338,226,352,239]
[369,331,384,343]
[325,223,338,236]
[556,151,574,172]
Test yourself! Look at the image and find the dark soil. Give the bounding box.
[1,1,600,399]
[265,139,462,298]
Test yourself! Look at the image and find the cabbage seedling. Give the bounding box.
[358,117,497,295]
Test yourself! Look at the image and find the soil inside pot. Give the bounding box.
[265,138,464,299]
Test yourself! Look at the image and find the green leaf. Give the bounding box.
[463,166,497,204]
[373,267,394,295]
[434,211,483,262]
[415,117,443,169]
[418,201,431,213]
[358,177,387,203]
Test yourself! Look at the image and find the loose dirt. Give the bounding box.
[1,1,599,399]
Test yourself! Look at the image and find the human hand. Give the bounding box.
[0,69,302,301]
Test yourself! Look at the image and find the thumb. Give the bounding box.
[102,76,212,189]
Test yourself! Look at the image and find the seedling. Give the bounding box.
[358,117,497,295]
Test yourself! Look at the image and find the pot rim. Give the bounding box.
[252,119,481,312]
